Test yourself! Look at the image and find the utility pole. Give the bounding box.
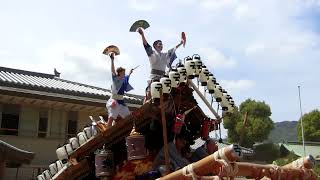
[298,85,306,156]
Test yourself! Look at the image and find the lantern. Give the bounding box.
[160,76,172,94]
[207,74,216,94]
[226,105,234,113]
[212,84,223,102]
[208,73,216,83]
[49,163,58,176]
[177,65,187,83]
[199,66,209,86]
[229,100,235,107]
[42,170,51,180]
[37,174,45,180]
[220,93,230,111]
[185,56,196,79]
[125,129,148,160]
[150,81,162,99]
[77,132,88,146]
[84,126,94,139]
[65,143,73,155]
[69,137,80,150]
[168,70,180,88]
[56,160,64,171]
[56,145,68,161]
[192,54,202,77]
[95,149,115,177]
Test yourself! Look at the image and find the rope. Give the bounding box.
[169,94,177,117]
[269,165,281,180]
[182,164,200,180]
[215,159,238,177]
[177,85,182,113]
[292,157,304,169]
[181,159,239,180]
[212,147,228,162]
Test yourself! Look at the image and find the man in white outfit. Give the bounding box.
[137,28,184,102]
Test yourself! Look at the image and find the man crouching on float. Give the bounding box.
[106,52,134,127]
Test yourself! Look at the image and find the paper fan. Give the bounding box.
[102,45,120,56]
[129,20,150,32]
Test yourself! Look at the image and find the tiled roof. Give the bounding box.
[0,66,143,105]
[0,140,34,165]
[279,143,320,159]
[191,136,254,156]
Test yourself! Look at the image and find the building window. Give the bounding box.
[38,111,48,138]
[67,111,77,138]
[0,104,20,136]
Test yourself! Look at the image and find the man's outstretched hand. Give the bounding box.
[138,28,144,35]
[109,53,115,61]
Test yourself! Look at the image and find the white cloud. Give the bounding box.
[36,41,116,87]
[0,49,9,56]
[245,32,319,59]
[198,47,236,69]
[234,3,257,20]
[220,79,255,93]
[35,41,148,94]
[127,0,158,11]
[200,0,238,11]
[300,0,320,7]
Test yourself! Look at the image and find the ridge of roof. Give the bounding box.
[0,66,144,102]
[0,66,55,79]
[0,66,111,92]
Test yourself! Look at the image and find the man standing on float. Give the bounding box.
[106,52,134,127]
[137,28,184,102]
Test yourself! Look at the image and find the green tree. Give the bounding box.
[297,109,320,142]
[223,99,274,148]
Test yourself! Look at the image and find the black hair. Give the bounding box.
[116,67,125,76]
[153,40,162,49]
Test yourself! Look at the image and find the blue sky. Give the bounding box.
[0,0,319,131]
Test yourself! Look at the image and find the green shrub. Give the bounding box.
[253,143,280,163]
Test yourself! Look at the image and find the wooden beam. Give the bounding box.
[30,99,37,105]
[188,80,221,119]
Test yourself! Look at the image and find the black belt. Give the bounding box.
[151,69,165,76]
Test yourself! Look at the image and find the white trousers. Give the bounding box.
[106,99,130,119]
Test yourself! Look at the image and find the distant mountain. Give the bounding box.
[268,121,298,143]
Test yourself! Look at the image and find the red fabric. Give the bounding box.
[181,32,186,47]
[113,157,153,180]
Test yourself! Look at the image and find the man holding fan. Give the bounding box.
[137,27,185,102]
[105,52,134,127]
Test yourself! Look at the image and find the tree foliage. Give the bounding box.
[223,99,274,148]
[297,109,320,142]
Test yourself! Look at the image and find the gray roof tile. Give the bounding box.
[0,66,143,105]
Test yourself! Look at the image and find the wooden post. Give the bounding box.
[188,80,221,119]
[160,89,170,175]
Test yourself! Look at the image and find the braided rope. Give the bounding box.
[269,165,281,180]
[215,159,238,177]
[292,157,304,169]
[182,164,200,180]
[212,148,228,162]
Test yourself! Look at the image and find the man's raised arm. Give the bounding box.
[109,53,116,75]
[138,28,148,46]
